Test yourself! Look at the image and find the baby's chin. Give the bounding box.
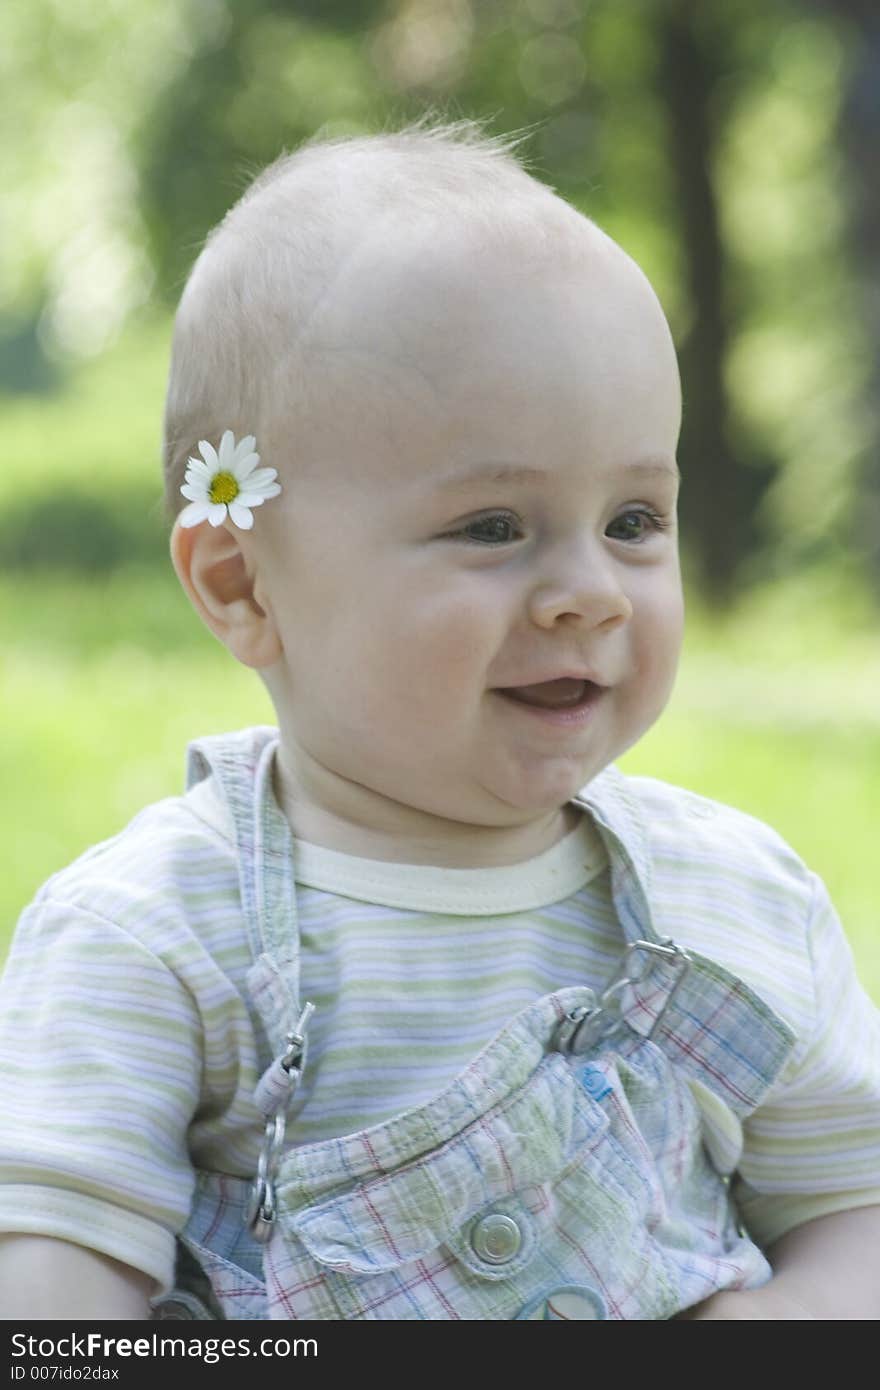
[466,769,600,827]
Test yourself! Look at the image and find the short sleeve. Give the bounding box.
[733,872,880,1248]
[0,896,203,1294]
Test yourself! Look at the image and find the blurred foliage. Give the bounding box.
[0,488,165,572]
[0,316,169,570]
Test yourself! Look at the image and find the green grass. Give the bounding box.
[3,565,878,1003]
[3,315,170,497]
[1,568,275,931]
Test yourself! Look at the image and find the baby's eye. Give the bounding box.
[448,512,525,545]
[605,508,670,543]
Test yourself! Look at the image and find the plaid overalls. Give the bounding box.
[153,730,796,1321]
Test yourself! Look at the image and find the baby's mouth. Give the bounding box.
[496,677,597,710]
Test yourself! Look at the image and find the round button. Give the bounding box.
[517,1285,607,1320]
[152,1291,210,1320]
[471,1213,522,1265]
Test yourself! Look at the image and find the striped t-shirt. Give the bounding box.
[192,774,619,1143]
[0,745,878,1294]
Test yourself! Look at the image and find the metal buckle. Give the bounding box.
[554,939,691,1056]
[623,938,691,982]
[247,1001,314,1242]
[554,994,598,1054]
[280,1001,314,1074]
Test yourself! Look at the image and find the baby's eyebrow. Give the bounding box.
[619,458,682,484]
[431,457,681,491]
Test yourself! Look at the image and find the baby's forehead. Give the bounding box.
[217,139,608,333]
[271,199,633,382]
[297,214,663,402]
[206,141,672,461]
[260,237,678,497]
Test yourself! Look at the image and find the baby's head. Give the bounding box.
[166,119,684,857]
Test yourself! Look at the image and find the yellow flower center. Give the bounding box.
[209,471,240,505]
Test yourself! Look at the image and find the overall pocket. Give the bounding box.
[266,1053,611,1321]
[265,1038,770,1321]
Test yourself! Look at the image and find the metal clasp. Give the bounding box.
[247,1001,314,1242]
[280,1000,314,1075]
[554,993,598,1054]
[555,938,691,1056]
[623,938,691,982]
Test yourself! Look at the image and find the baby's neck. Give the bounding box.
[272,752,582,868]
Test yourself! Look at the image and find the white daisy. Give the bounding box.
[178,430,281,530]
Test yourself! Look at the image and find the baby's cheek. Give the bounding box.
[391,597,490,675]
[634,617,682,711]
[428,622,489,681]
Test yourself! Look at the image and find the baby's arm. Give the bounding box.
[680,1205,880,1320]
[0,1235,154,1320]
[0,890,209,1322]
[681,866,880,1320]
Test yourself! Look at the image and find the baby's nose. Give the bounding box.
[527,555,633,631]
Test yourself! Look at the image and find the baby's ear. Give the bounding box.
[170,517,282,669]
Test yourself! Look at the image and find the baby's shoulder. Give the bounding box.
[27,778,239,942]
[612,771,815,915]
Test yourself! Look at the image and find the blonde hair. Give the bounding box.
[161,115,591,521]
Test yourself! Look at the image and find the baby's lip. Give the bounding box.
[493,670,609,690]
[492,674,608,712]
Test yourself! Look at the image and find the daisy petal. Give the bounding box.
[208,503,229,526]
[180,482,208,502]
[232,435,257,461]
[218,430,235,465]
[242,467,278,490]
[198,439,218,469]
[232,453,261,481]
[228,502,255,530]
[178,502,211,528]
[234,492,268,508]
[185,457,212,477]
[261,482,282,499]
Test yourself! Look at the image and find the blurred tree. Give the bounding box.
[0,0,186,364]
[817,0,880,592]
[656,0,774,603]
[138,0,388,300]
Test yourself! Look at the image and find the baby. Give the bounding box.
[1,120,879,1321]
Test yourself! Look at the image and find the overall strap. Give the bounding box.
[186,728,316,1243]
[571,765,661,950]
[570,771,796,1114]
[186,727,302,1046]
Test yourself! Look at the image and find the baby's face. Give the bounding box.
[257,222,684,837]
